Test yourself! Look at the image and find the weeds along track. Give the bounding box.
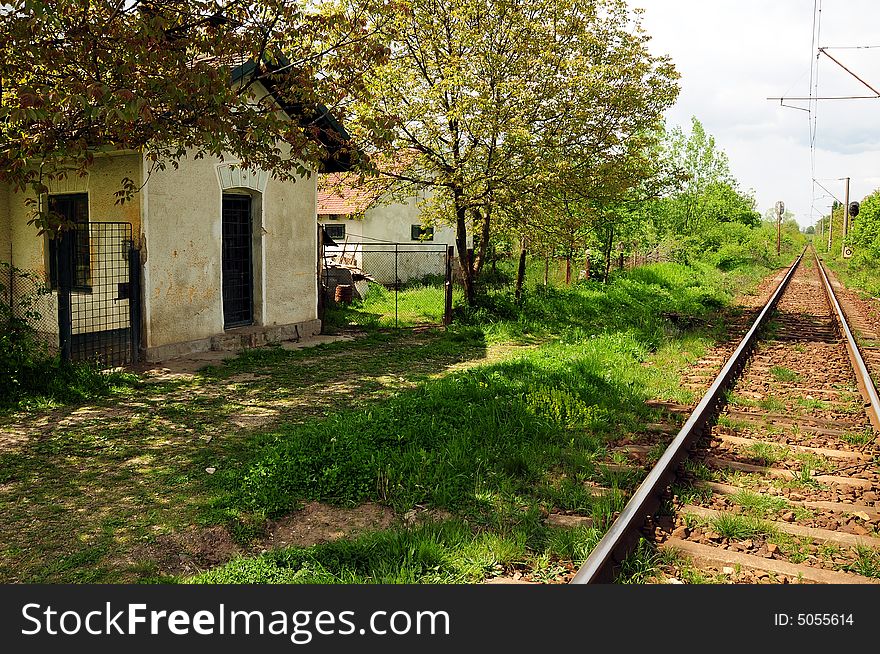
[573,247,880,584]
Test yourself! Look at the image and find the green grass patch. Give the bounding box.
[710,513,775,540]
[728,489,789,516]
[770,366,800,383]
[186,519,602,584]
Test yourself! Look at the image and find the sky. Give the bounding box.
[635,0,880,229]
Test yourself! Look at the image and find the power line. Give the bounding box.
[821,45,880,50]
[809,0,821,230]
[818,48,880,96]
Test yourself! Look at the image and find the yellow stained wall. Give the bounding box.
[1,183,10,265]
[262,173,319,328]
[5,153,142,333]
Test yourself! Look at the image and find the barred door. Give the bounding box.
[221,194,254,328]
[56,221,140,367]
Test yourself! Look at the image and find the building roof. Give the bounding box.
[317,173,390,215]
[317,151,420,215]
[232,60,355,173]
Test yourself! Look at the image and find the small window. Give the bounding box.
[47,193,90,291]
[324,223,346,240]
[411,225,434,241]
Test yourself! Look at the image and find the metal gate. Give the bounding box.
[320,234,455,328]
[56,221,141,367]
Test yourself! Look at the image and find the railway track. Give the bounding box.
[573,246,880,584]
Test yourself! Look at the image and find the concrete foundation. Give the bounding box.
[143,318,321,362]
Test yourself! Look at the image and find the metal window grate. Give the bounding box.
[324,223,346,241]
[411,225,434,241]
[47,194,91,290]
[222,194,254,328]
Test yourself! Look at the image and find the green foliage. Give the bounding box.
[710,513,775,540]
[0,264,51,398]
[830,188,880,296]
[658,117,761,232]
[457,261,729,345]
[1,0,393,228]
[325,278,461,329]
[358,0,679,302]
[213,258,767,538]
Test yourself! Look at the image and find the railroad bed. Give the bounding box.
[573,247,880,584]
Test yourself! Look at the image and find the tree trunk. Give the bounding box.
[565,253,571,285]
[603,227,615,284]
[453,192,475,305]
[543,256,549,286]
[583,250,590,281]
[473,207,492,277]
[514,237,527,304]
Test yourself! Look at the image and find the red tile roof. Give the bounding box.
[317,151,418,215]
[317,173,386,215]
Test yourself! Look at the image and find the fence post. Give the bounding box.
[394,243,399,328]
[128,246,141,364]
[444,246,454,326]
[57,231,73,363]
[316,224,325,330]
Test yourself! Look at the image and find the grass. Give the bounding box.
[743,442,789,467]
[0,357,140,414]
[325,277,461,329]
[842,546,880,578]
[769,366,800,383]
[729,489,789,516]
[0,255,790,583]
[187,519,603,584]
[841,428,875,446]
[710,513,775,540]
[757,396,786,412]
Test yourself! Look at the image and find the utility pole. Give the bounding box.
[827,202,833,251]
[775,201,784,256]
[841,177,850,257]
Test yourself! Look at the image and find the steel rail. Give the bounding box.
[815,251,880,432]
[571,249,806,584]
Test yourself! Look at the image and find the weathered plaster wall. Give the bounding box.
[262,173,319,327]
[143,155,224,349]
[143,155,318,354]
[361,193,458,247]
[0,183,10,265]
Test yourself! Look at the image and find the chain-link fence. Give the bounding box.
[321,239,454,328]
[0,263,58,355]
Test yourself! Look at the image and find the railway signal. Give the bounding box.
[849,201,860,218]
[844,199,857,258]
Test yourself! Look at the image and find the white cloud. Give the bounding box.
[634,0,880,227]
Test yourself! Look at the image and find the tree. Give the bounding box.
[656,117,760,233]
[0,0,395,231]
[355,0,679,304]
[848,188,880,261]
